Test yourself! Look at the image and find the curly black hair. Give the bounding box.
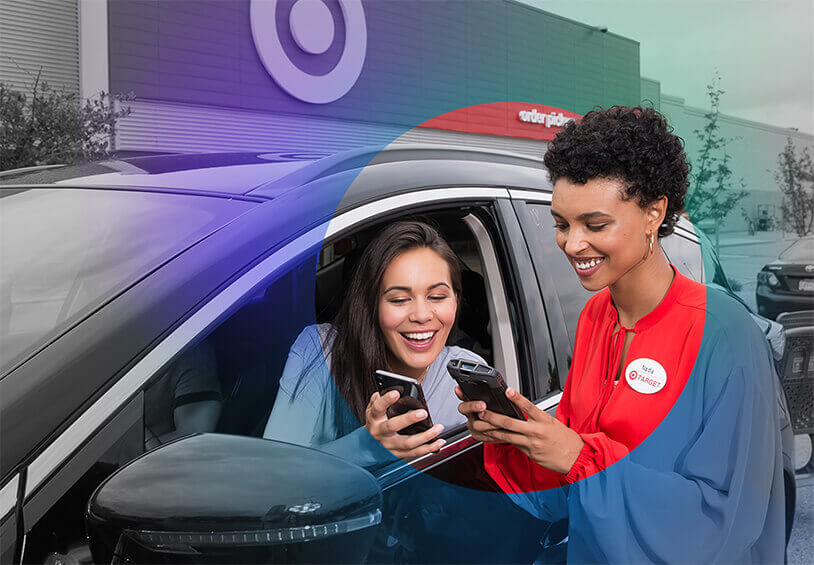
[543,106,690,237]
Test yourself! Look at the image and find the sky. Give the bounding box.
[525,0,814,135]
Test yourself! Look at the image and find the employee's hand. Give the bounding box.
[457,386,584,474]
[455,385,504,443]
[364,391,445,459]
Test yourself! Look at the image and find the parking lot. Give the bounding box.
[716,231,813,564]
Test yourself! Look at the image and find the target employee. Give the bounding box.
[457,107,785,563]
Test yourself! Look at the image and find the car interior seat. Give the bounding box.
[315,244,363,323]
[453,268,493,364]
[209,279,306,437]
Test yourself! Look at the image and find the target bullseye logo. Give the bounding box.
[250,0,367,104]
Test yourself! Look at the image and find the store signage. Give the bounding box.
[518,109,574,128]
[421,102,581,142]
[250,0,367,104]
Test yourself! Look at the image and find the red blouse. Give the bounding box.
[485,267,706,492]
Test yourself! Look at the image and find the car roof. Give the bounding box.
[0,145,552,200]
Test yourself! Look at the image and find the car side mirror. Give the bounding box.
[86,434,382,564]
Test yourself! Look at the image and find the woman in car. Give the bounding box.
[458,107,785,563]
[264,221,485,462]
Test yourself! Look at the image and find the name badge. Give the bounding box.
[625,358,667,394]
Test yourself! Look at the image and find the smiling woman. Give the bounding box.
[378,248,459,379]
[459,106,787,563]
[263,221,486,461]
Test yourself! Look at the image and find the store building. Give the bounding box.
[2,0,811,232]
[1,0,639,155]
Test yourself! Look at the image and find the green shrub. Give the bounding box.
[1,74,133,171]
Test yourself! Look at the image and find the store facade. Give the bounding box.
[2,0,811,231]
[98,0,639,156]
[0,0,639,156]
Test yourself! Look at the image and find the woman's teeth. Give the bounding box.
[403,331,436,343]
[575,257,604,270]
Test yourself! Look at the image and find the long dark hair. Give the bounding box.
[330,221,462,436]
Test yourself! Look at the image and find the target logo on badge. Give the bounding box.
[625,358,667,394]
[250,0,367,104]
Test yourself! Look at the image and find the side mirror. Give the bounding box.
[86,434,382,564]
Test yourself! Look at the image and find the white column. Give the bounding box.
[79,0,109,100]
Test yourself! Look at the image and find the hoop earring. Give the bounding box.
[649,232,655,256]
[642,231,654,261]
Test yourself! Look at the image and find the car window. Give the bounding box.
[143,252,320,445]
[0,189,252,373]
[661,231,705,284]
[694,229,732,288]
[21,226,322,564]
[522,203,594,352]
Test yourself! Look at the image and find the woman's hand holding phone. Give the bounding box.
[364,391,446,458]
[455,386,584,474]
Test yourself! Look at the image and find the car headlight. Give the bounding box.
[757,272,780,287]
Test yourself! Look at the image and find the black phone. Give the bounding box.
[374,370,433,435]
[447,359,526,420]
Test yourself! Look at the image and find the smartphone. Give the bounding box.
[447,359,526,420]
[374,370,433,435]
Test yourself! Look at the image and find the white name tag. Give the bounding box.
[625,358,667,394]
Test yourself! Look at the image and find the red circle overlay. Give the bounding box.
[419,101,582,141]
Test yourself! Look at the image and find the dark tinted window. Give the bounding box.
[524,203,594,349]
[0,189,251,372]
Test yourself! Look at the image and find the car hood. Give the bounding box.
[763,260,814,273]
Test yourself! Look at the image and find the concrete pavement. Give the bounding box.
[715,229,798,249]
[789,477,813,565]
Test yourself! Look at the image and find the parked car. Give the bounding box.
[0,146,796,564]
[756,237,814,320]
[774,310,814,474]
[690,228,788,371]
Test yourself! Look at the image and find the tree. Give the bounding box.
[775,137,814,237]
[684,72,748,249]
[0,72,133,171]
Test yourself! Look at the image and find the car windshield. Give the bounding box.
[0,188,252,374]
[779,238,814,262]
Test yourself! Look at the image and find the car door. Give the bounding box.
[1,474,20,563]
[11,185,559,564]
[6,189,334,564]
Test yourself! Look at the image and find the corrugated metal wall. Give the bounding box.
[396,125,548,158]
[0,0,79,94]
[107,1,640,123]
[116,99,549,157]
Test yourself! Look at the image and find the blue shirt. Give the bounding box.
[263,324,485,465]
